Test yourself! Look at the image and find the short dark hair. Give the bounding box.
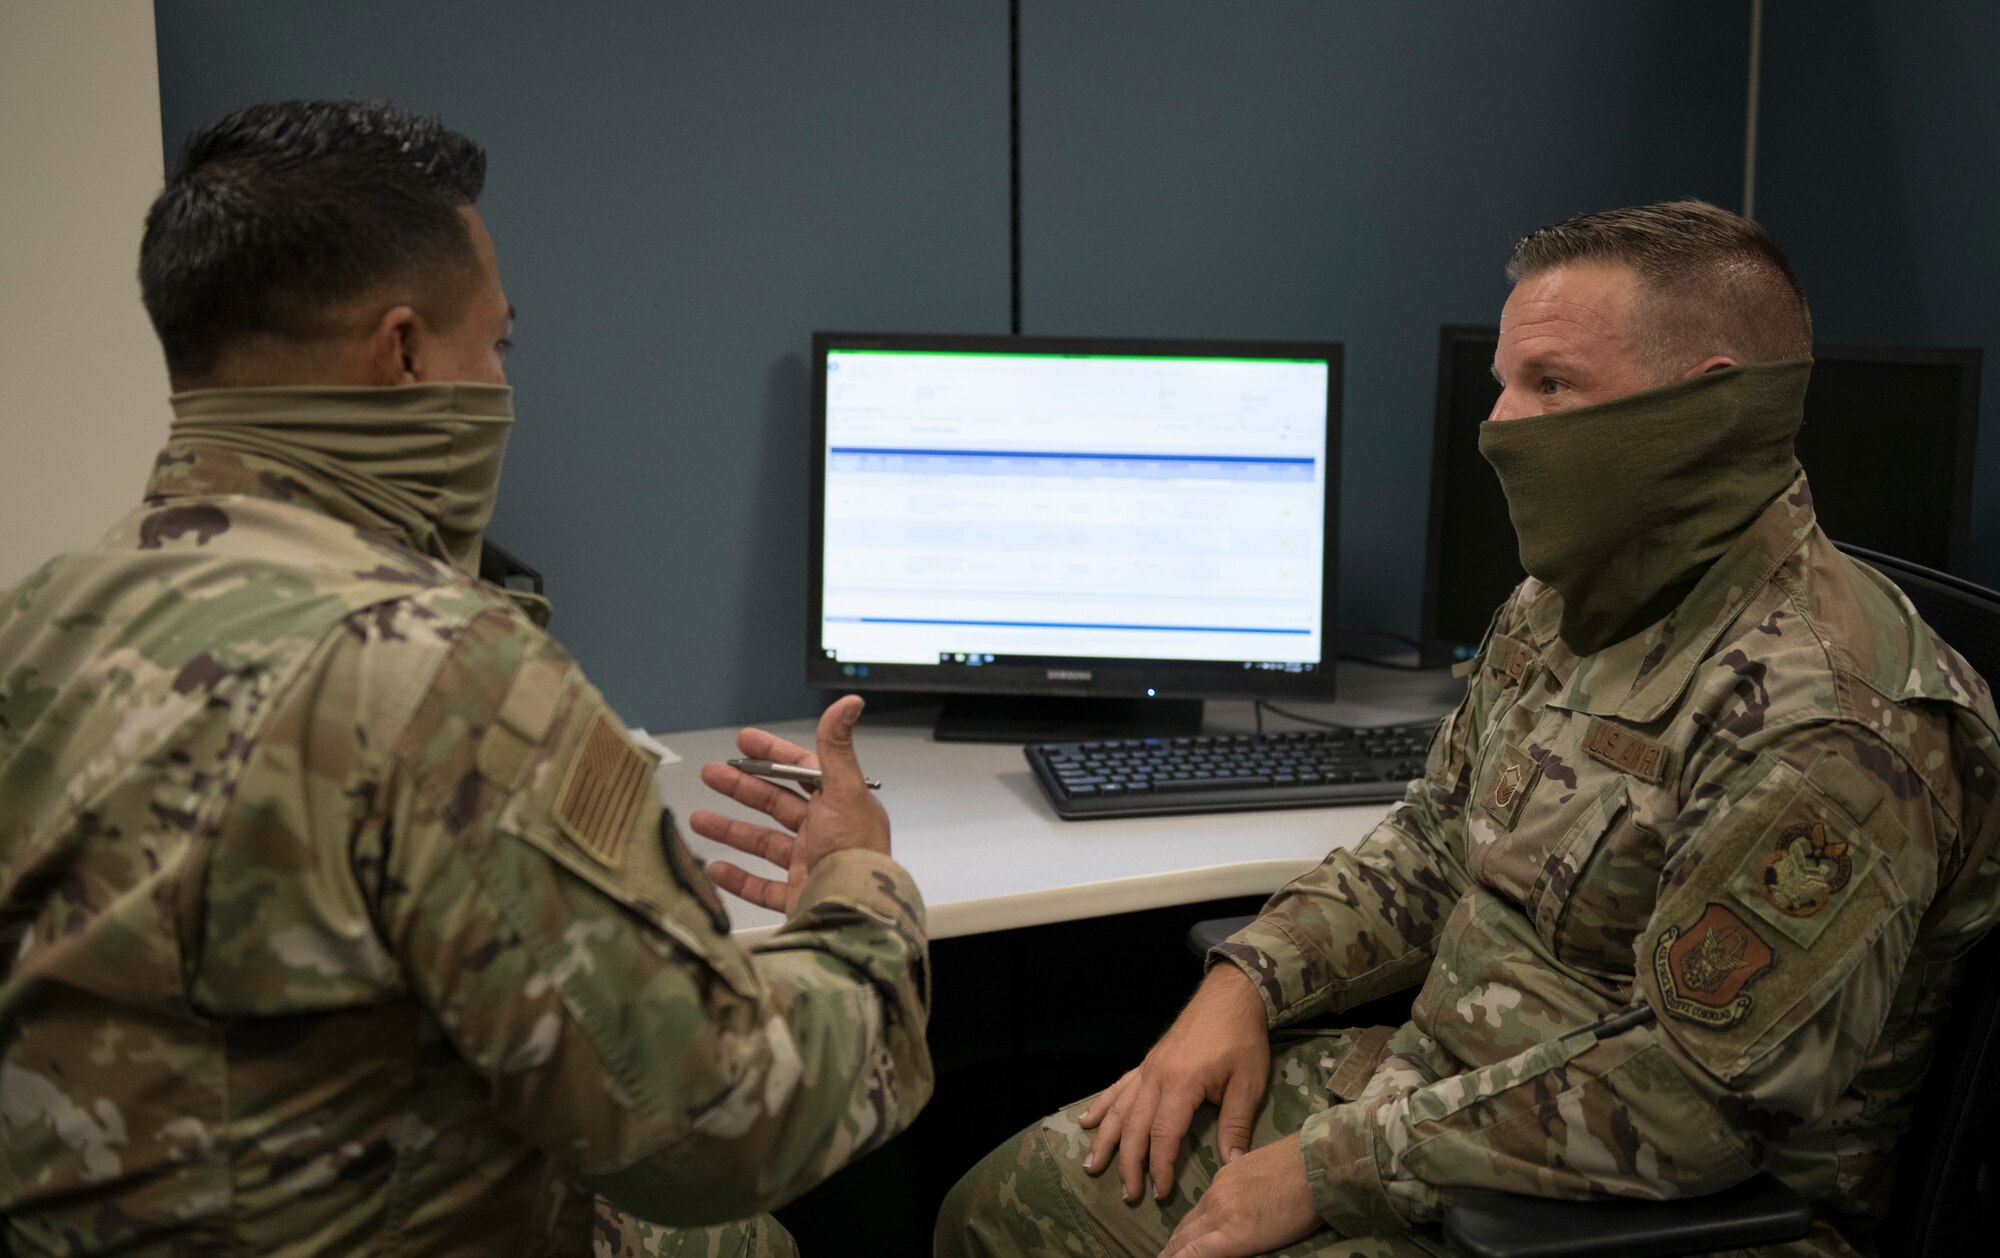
[139,99,488,378]
[1506,199,1813,372]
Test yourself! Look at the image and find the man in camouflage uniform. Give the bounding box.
[0,101,931,1255]
[937,202,2000,1256]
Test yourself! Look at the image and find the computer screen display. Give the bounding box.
[1419,330,1982,665]
[807,333,1342,706]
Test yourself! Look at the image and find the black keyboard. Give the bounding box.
[1025,721,1437,820]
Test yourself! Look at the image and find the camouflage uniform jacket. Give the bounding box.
[0,441,932,1254]
[1212,473,2000,1246]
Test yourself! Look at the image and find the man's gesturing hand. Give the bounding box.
[1078,963,1270,1204]
[689,695,890,916]
[1159,1132,1321,1258]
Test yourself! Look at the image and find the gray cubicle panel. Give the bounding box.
[1016,0,1749,644]
[155,2,1011,732]
[1753,2,2000,589]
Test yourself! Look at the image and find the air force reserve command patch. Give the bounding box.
[1654,902,1774,1028]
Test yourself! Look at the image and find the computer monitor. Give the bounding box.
[1419,330,1984,667]
[1796,345,1981,573]
[1419,326,1512,668]
[807,332,1343,741]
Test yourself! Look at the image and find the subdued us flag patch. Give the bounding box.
[556,712,654,865]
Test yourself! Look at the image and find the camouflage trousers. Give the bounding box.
[594,1202,798,1258]
[934,1026,1865,1258]
[934,1028,1449,1258]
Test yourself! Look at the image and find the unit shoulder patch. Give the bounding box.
[555,712,655,866]
[1727,788,1880,949]
[1754,820,1853,919]
[1654,902,1774,1029]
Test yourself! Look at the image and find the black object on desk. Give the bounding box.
[934,694,1205,743]
[1026,721,1433,819]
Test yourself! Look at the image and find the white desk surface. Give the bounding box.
[652,663,1465,941]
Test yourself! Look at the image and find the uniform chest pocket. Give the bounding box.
[1523,777,1666,980]
[1464,706,1568,901]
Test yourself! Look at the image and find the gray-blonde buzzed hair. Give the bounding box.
[1506,199,1813,375]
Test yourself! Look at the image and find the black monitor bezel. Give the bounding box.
[1418,324,1503,669]
[806,330,1344,702]
[1417,331,1985,666]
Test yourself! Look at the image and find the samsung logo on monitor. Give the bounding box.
[1046,669,1093,682]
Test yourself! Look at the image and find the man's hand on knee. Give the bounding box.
[1077,964,1270,1203]
[1159,1132,1320,1258]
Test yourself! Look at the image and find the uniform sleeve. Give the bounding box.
[368,607,932,1227]
[1207,598,1519,1027]
[1295,721,1943,1235]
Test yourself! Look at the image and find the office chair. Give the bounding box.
[1186,541,2000,1257]
[477,538,544,595]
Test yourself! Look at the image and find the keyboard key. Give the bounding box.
[1155,774,1273,792]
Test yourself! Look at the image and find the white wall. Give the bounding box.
[1,0,167,587]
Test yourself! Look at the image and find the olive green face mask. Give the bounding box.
[1477,360,1811,656]
[167,383,515,574]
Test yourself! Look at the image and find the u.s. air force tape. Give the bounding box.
[1585,719,1668,784]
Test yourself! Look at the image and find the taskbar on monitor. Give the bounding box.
[821,651,1322,680]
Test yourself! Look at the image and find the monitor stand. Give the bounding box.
[932,695,1204,743]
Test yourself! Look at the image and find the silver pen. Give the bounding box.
[727,758,882,791]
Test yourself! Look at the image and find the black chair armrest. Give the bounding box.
[1186,914,1257,957]
[1440,1172,1813,1258]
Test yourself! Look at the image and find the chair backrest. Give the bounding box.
[1879,924,2000,1254]
[1831,542,2000,1253]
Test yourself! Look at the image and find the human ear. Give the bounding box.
[1687,354,1740,377]
[363,306,423,385]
